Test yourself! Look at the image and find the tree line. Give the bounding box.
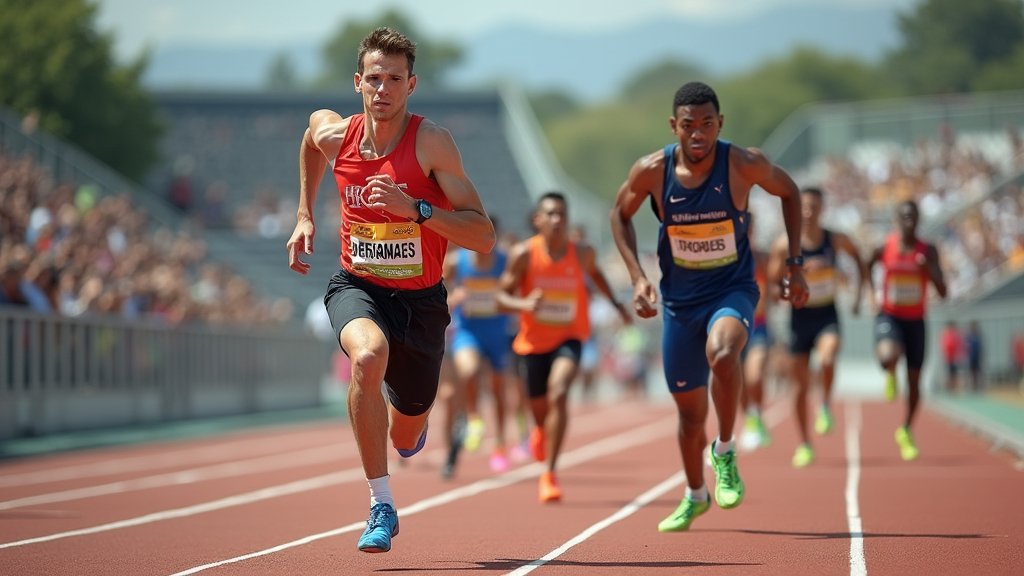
[1,0,1021,189]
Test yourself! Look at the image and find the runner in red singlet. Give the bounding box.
[867,200,946,461]
[285,27,495,553]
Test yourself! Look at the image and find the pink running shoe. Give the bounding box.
[510,441,530,463]
[489,448,510,472]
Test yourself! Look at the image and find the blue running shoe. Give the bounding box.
[357,503,399,553]
[396,423,428,458]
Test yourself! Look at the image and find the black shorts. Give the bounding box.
[789,305,840,355]
[946,362,959,377]
[874,313,926,370]
[324,269,450,416]
[520,340,582,399]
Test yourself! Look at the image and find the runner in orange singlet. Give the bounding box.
[867,200,946,461]
[498,192,629,503]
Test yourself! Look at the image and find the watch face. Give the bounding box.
[418,200,432,219]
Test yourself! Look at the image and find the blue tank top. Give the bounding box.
[657,140,756,308]
[453,248,509,334]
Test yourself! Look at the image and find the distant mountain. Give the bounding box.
[142,4,900,101]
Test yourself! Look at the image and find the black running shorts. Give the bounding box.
[324,269,450,416]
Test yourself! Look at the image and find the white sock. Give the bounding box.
[714,437,736,455]
[368,475,394,507]
[685,484,709,502]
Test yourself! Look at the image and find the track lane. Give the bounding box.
[1,396,1021,575]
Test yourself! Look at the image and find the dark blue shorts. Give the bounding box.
[662,289,758,393]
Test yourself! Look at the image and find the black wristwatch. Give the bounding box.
[785,255,805,267]
[414,199,432,224]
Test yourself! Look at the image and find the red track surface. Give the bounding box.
[1,397,1021,575]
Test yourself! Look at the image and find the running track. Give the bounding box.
[1,396,1021,575]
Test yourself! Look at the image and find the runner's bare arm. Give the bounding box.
[925,243,948,299]
[497,241,540,313]
[610,152,661,286]
[578,244,631,324]
[765,234,790,296]
[834,231,868,313]
[417,122,495,253]
[288,109,348,274]
[734,146,808,307]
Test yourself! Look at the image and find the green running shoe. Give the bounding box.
[792,443,815,468]
[709,442,745,509]
[815,406,834,435]
[657,497,711,532]
[884,373,898,402]
[895,426,919,461]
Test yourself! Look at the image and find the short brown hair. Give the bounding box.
[357,27,417,75]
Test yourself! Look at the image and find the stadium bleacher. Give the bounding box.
[146,90,537,310]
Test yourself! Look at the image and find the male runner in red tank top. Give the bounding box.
[867,200,946,461]
[286,27,495,553]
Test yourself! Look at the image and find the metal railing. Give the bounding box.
[0,308,330,439]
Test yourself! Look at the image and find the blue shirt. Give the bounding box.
[452,248,509,335]
[657,140,756,308]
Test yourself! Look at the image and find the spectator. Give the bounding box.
[963,321,983,393]
[0,149,291,327]
[940,321,964,394]
[1013,331,1024,390]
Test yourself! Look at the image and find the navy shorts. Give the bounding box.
[662,288,758,393]
[324,269,450,416]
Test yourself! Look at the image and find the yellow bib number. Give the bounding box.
[667,220,738,270]
[350,222,423,279]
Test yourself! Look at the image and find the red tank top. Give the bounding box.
[333,114,452,289]
[879,233,929,320]
[512,236,591,355]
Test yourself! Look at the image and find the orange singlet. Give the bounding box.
[512,235,590,355]
[879,232,929,320]
[333,114,453,290]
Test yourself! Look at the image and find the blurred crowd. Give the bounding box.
[0,151,293,326]
[803,124,1024,300]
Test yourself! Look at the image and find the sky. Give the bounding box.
[94,0,913,62]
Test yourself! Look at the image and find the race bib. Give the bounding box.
[349,222,423,279]
[805,266,836,307]
[462,278,500,318]
[667,220,738,270]
[887,273,922,306]
[535,290,577,326]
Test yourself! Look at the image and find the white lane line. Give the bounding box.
[0,403,655,550]
[0,430,335,488]
[0,444,346,511]
[501,398,793,575]
[505,471,685,576]
[165,417,677,576]
[845,401,867,576]
[0,468,365,549]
